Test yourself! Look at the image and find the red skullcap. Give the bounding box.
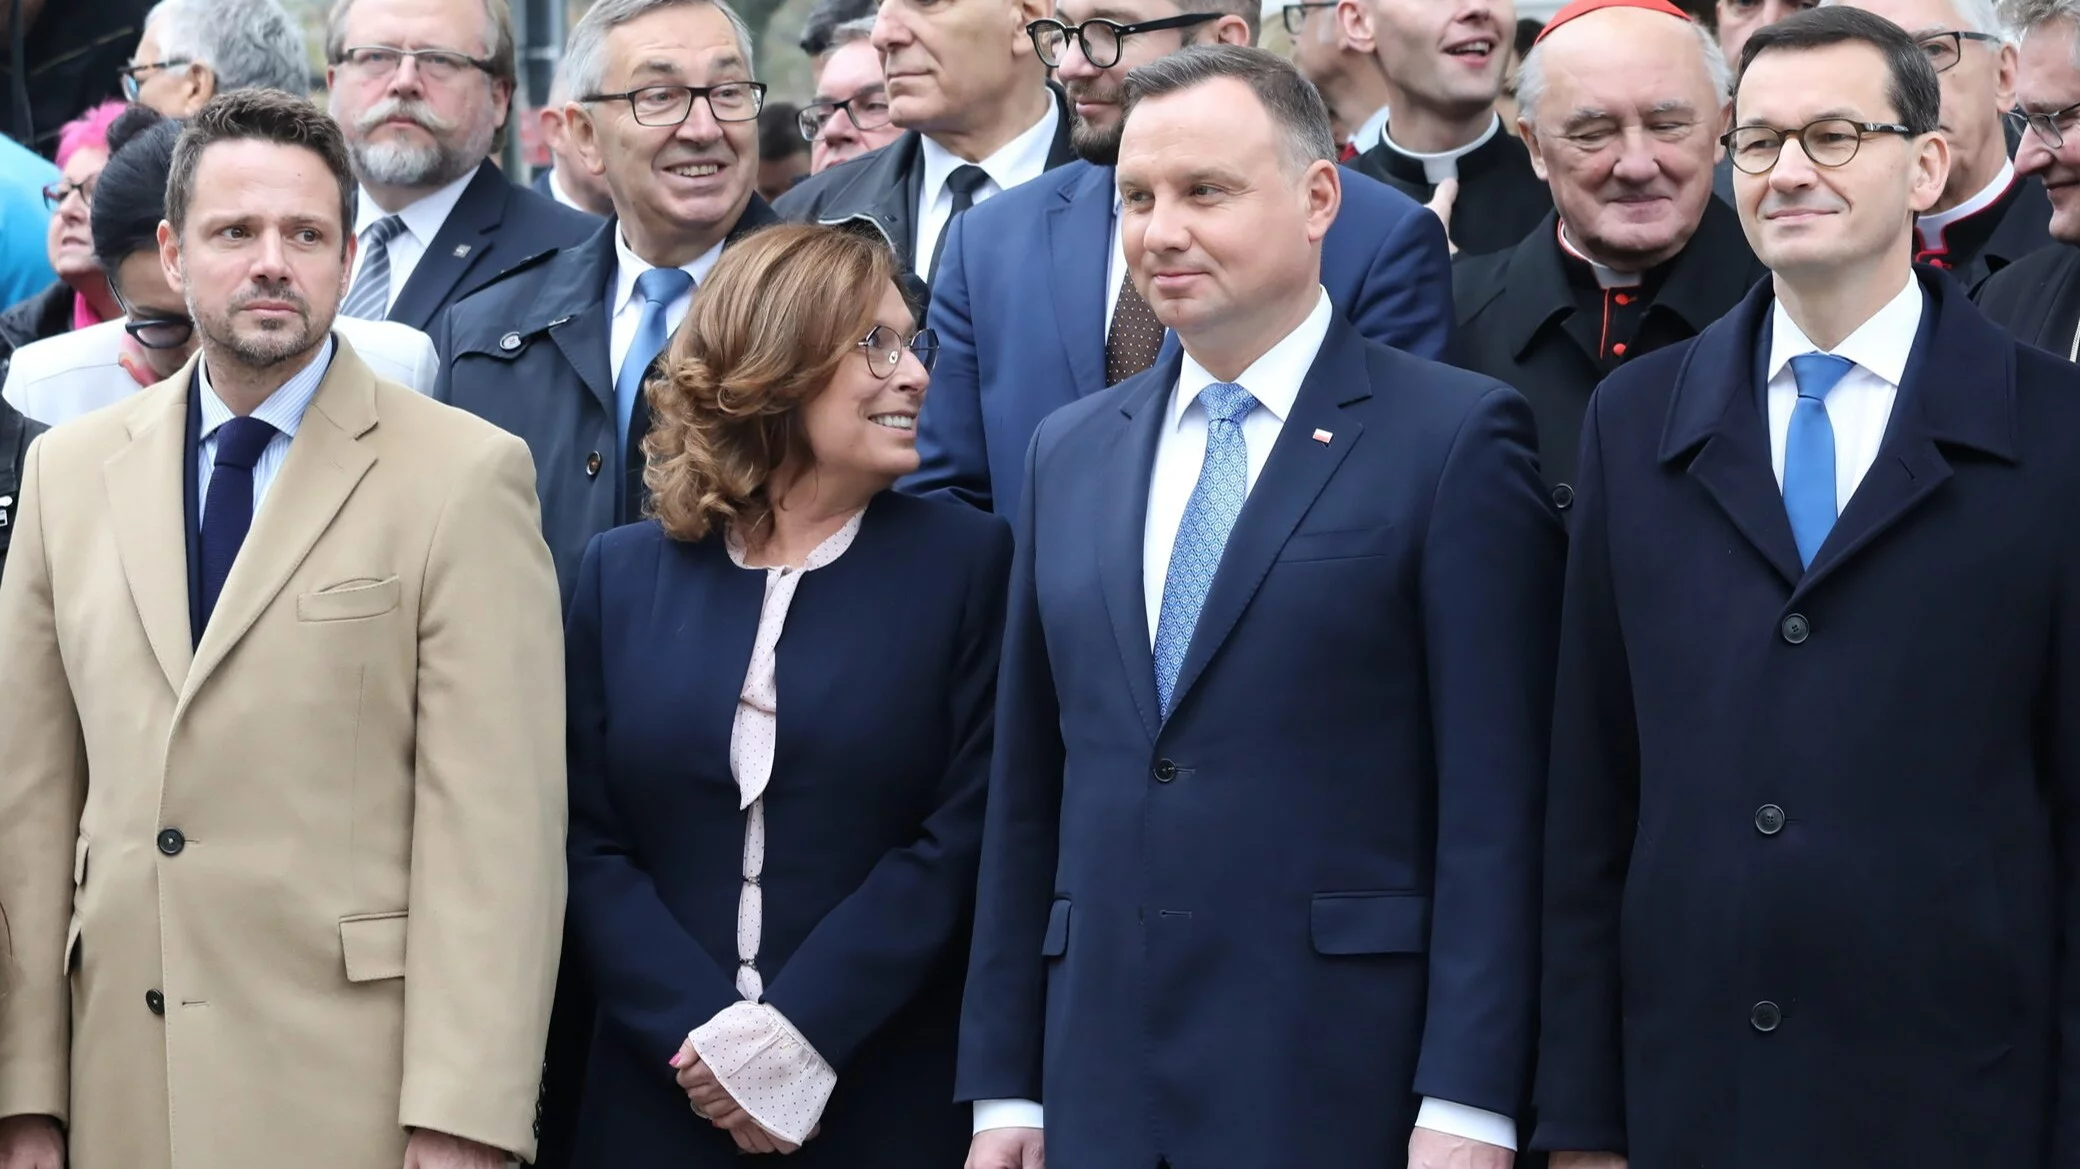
[1534,0,1693,45]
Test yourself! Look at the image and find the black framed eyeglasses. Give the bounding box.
[858,324,937,376]
[334,46,498,83]
[41,177,94,210]
[1024,14,1221,69]
[1917,29,2003,74]
[118,57,190,101]
[2009,98,2080,148]
[121,312,195,351]
[799,87,891,141]
[1721,117,1915,174]
[581,81,767,127]
[1280,2,1336,36]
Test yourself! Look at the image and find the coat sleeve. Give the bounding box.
[1531,386,1638,1154]
[954,423,1067,1103]
[1350,190,1455,362]
[398,430,568,1161]
[901,211,994,511]
[2049,467,2080,1167]
[1412,383,1562,1118]
[762,518,1014,1068]
[0,435,85,1124]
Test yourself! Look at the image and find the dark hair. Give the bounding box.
[166,89,358,251]
[798,0,874,57]
[1514,16,1544,58]
[91,106,184,282]
[759,100,809,160]
[1122,45,1335,172]
[1736,6,1941,134]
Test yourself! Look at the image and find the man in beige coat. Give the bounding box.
[0,91,566,1169]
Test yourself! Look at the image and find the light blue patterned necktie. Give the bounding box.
[1783,352,1855,567]
[340,215,406,321]
[1154,381,1258,717]
[615,265,695,461]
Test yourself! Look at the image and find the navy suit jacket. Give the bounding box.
[904,160,1455,515]
[563,495,1012,1169]
[390,161,597,340]
[958,314,1562,1168]
[1537,269,2080,1168]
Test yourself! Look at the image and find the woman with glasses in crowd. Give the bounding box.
[1,105,438,426]
[0,101,126,375]
[563,222,1009,1169]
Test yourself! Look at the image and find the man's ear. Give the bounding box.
[566,102,608,177]
[183,63,217,116]
[1337,0,1377,55]
[157,219,184,296]
[1214,13,1251,45]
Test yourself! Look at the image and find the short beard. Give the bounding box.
[187,273,327,372]
[341,95,496,189]
[1070,117,1122,167]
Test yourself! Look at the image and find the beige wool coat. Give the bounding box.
[0,339,567,1168]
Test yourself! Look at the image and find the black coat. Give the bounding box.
[0,280,74,375]
[1974,240,2080,355]
[0,392,41,581]
[1537,267,2080,1168]
[386,160,597,341]
[1914,174,2052,293]
[1344,121,1551,256]
[1450,200,1766,501]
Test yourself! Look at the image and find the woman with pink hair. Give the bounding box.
[0,100,126,373]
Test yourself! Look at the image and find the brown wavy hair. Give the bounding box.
[642,223,898,542]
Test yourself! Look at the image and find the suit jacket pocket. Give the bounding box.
[340,911,409,982]
[1279,524,1397,563]
[298,576,402,622]
[1041,898,1071,957]
[1310,891,1429,955]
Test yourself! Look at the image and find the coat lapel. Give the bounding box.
[180,345,379,710]
[103,372,196,694]
[387,162,512,331]
[1047,165,1116,399]
[534,226,619,418]
[1164,319,1366,722]
[1096,356,1178,744]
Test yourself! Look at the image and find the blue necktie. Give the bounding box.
[198,415,278,629]
[340,215,406,321]
[615,266,695,464]
[1154,382,1257,716]
[1784,352,1854,567]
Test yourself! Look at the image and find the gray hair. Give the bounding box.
[2004,0,2080,64]
[561,0,756,101]
[146,0,311,96]
[1820,0,2013,43]
[830,13,875,47]
[1515,17,1731,124]
[1121,44,1335,173]
[325,0,517,88]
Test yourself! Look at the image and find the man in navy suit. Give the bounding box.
[905,0,1452,515]
[960,45,1560,1169]
[1537,9,2080,1168]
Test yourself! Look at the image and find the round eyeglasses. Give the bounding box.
[1720,117,1915,175]
[858,325,938,377]
[1024,13,1221,69]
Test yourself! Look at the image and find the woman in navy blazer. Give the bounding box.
[562,224,1011,1168]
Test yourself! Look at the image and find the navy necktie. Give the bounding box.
[198,415,278,628]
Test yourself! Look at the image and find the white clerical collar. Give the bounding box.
[1558,223,1644,288]
[1915,158,2015,250]
[1381,113,1500,183]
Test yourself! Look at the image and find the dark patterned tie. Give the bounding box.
[927,164,990,285]
[1105,270,1166,385]
[198,415,278,629]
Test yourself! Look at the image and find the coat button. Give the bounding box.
[1755,804,1786,835]
[1152,759,1177,782]
[498,332,522,351]
[1750,1000,1782,1032]
[146,989,165,1015]
[586,451,603,478]
[1551,483,1575,511]
[1780,613,1810,644]
[157,828,185,856]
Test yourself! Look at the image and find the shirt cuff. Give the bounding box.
[687,1001,836,1144]
[1415,1097,1518,1152]
[973,1099,1045,1134]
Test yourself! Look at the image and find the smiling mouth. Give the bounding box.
[869,413,915,431]
[1445,39,1495,60]
[666,162,721,179]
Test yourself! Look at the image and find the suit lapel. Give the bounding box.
[387,162,506,330]
[1048,166,1116,399]
[103,371,196,694]
[1164,320,1367,722]
[180,348,380,710]
[1096,357,1178,744]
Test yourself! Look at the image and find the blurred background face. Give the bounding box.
[1522,11,1724,269]
[797,280,928,489]
[1118,78,1334,340]
[871,0,1027,133]
[570,3,759,253]
[1715,0,1815,66]
[1289,0,1345,93]
[48,147,106,286]
[2014,18,2080,241]
[1848,0,2014,202]
[1053,0,1239,163]
[113,249,201,380]
[538,104,616,212]
[327,0,510,191]
[808,38,901,170]
[1733,42,1943,277]
[164,140,352,371]
[1365,0,1513,118]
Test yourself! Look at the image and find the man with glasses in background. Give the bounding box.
[1975,0,2080,349]
[1285,0,1392,155]
[799,17,903,174]
[324,0,594,341]
[1824,0,2050,287]
[122,0,308,118]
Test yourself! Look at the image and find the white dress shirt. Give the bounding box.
[914,99,1062,279]
[347,168,478,316]
[195,337,333,521]
[1765,273,1921,507]
[1380,113,1502,183]
[1915,158,2014,252]
[975,286,1519,1153]
[605,226,725,386]
[1104,188,1128,335]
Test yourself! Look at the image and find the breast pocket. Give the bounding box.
[1278,523,1398,564]
[298,576,401,623]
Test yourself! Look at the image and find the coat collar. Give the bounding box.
[386,161,523,330]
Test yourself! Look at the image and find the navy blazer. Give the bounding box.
[388,161,597,340]
[1537,269,2080,1168]
[959,315,1562,1168]
[564,494,1012,1169]
[904,160,1456,515]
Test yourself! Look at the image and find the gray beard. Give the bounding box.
[351,128,489,190]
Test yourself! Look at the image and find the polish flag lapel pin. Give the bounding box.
[1311,428,1334,444]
